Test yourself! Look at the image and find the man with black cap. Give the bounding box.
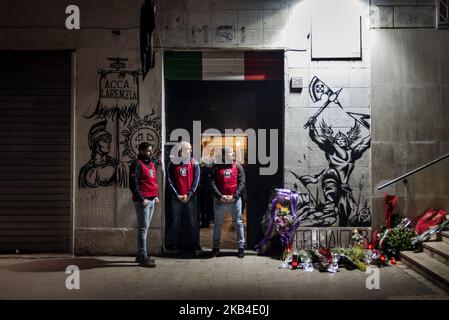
[129,142,159,267]
[210,147,246,258]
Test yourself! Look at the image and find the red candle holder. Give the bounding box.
[291,253,299,269]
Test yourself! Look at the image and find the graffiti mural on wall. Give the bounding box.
[79,57,141,189]
[295,227,371,250]
[216,26,234,43]
[79,121,128,188]
[291,77,371,227]
[190,24,236,45]
[120,109,162,165]
[86,58,140,123]
[191,25,210,44]
[79,57,162,190]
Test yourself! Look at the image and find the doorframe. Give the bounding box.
[162,49,286,248]
[70,50,76,255]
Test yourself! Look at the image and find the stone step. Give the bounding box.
[400,250,449,292]
[442,231,449,245]
[423,242,449,266]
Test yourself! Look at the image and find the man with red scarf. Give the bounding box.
[210,147,246,258]
[166,141,202,256]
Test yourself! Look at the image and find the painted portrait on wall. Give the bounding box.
[79,121,127,188]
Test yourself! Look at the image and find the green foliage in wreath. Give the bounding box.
[383,228,414,259]
[344,245,368,272]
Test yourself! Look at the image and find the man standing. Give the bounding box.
[210,147,246,258]
[129,142,159,268]
[166,141,202,256]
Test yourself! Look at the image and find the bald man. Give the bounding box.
[166,142,202,256]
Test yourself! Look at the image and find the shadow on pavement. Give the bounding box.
[0,258,138,273]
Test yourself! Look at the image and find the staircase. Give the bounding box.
[377,151,449,292]
[401,225,449,292]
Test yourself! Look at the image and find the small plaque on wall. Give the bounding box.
[290,76,303,93]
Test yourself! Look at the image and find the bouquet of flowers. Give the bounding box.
[274,203,296,243]
[257,189,304,260]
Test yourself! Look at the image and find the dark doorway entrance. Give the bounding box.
[165,80,284,249]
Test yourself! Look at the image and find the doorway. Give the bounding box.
[0,51,72,253]
[165,79,284,249]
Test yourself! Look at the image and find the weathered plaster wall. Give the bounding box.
[0,0,164,255]
[155,0,305,49]
[370,0,449,226]
[371,29,449,226]
[157,0,374,233]
[283,1,373,231]
[370,0,436,29]
[3,0,444,254]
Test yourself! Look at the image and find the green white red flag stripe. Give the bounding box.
[165,51,282,81]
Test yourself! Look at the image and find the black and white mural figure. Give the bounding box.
[291,77,371,227]
[303,118,370,226]
[120,109,162,165]
[86,58,140,123]
[79,121,127,189]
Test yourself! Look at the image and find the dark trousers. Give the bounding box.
[199,186,214,225]
[166,193,200,250]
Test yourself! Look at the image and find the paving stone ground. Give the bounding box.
[0,252,448,300]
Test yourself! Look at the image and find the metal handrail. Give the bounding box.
[377,152,449,190]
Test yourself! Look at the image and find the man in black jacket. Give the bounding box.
[209,147,246,258]
[129,142,159,268]
[166,141,202,256]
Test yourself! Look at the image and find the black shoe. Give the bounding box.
[237,249,244,258]
[200,223,209,228]
[194,248,205,257]
[135,255,155,263]
[212,248,220,257]
[139,257,156,268]
[164,247,180,256]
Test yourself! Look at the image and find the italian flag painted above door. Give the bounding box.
[164,51,283,81]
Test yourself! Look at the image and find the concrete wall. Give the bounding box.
[370,0,436,29]
[156,0,304,49]
[283,1,373,229]
[0,0,165,255]
[371,29,449,226]
[157,0,373,229]
[2,0,445,254]
[0,0,375,255]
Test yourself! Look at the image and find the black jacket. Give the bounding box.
[209,162,246,199]
[129,155,158,202]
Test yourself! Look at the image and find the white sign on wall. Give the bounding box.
[311,2,362,60]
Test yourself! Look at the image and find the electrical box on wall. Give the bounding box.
[290,76,303,93]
